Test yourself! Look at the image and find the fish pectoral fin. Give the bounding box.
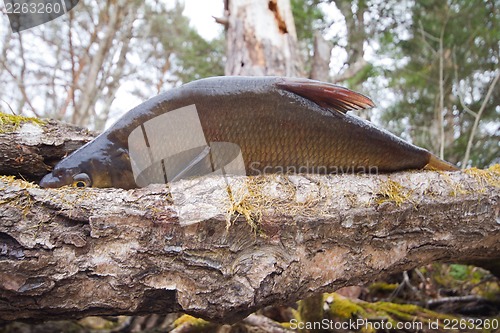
[170,145,212,182]
[276,77,375,114]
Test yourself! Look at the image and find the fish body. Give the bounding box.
[40,76,457,189]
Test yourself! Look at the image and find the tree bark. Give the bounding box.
[332,0,369,84]
[224,0,303,76]
[0,119,96,182]
[0,119,499,323]
[309,31,332,81]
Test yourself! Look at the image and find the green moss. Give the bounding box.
[449,264,469,281]
[328,293,367,319]
[324,292,463,332]
[173,314,216,332]
[0,112,45,133]
[0,175,37,190]
[430,263,495,293]
[376,179,413,206]
[373,302,458,331]
[0,176,36,217]
[432,263,463,287]
[297,293,325,332]
[368,282,399,293]
[464,165,500,188]
[473,281,500,300]
[488,164,500,174]
[226,182,262,232]
[78,316,129,330]
[224,175,333,233]
[370,302,420,321]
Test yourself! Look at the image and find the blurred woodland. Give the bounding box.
[0,0,499,332]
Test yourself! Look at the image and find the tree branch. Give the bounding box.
[461,70,500,168]
[0,119,499,323]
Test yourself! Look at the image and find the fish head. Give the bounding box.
[40,138,134,189]
[40,163,91,188]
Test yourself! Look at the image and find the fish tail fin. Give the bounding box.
[424,154,459,171]
[276,77,375,114]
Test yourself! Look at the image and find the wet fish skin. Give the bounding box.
[39,76,457,189]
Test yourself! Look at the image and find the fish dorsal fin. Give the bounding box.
[276,77,375,114]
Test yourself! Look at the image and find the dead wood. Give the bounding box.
[0,118,499,323]
[0,119,96,182]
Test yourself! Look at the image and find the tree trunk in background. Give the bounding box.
[71,0,147,130]
[224,0,303,76]
[0,1,224,132]
[333,0,369,85]
[310,31,332,81]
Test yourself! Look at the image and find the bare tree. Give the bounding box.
[0,1,224,131]
[0,1,141,130]
[461,71,500,168]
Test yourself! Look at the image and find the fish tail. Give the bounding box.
[424,154,459,171]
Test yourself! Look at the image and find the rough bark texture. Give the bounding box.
[0,119,96,182]
[0,118,499,323]
[224,0,303,76]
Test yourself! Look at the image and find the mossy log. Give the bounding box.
[0,113,95,182]
[0,115,499,323]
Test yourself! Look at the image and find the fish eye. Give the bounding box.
[72,173,91,188]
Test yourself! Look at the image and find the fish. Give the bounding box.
[39,76,458,189]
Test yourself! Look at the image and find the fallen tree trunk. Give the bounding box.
[0,118,95,182]
[0,117,499,323]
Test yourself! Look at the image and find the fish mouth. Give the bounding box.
[39,173,63,188]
